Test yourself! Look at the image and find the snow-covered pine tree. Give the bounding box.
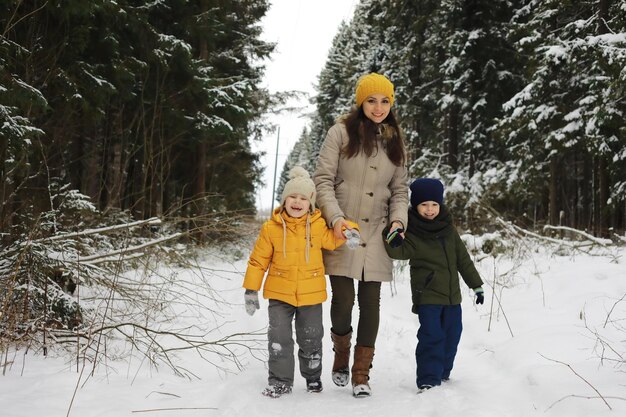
[275,128,316,206]
[0,0,274,234]
[499,0,626,235]
[274,0,624,235]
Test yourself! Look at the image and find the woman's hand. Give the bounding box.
[390,221,405,238]
[333,218,349,240]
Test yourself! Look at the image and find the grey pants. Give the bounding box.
[267,299,323,387]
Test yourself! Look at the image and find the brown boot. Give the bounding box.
[351,345,375,397]
[330,330,352,386]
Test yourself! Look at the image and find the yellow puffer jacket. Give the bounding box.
[243,207,349,307]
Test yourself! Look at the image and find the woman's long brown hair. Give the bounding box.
[341,106,406,166]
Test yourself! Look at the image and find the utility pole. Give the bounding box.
[270,127,280,214]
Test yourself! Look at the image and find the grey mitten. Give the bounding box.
[244,289,260,316]
[344,229,361,249]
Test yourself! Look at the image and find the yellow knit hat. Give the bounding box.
[355,73,395,107]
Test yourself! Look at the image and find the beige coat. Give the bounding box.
[313,122,408,282]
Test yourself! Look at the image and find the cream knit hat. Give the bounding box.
[281,166,316,211]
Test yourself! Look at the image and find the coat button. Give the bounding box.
[366,192,373,196]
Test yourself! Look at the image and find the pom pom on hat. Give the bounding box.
[410,178,444,209]
[355,73,395,107]
[281,166,316,211]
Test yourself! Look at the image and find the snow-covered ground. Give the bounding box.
[2,239,625,417]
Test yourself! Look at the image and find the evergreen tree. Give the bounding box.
[0,0,274,238]
[275,127,315,204]
[499,0,626,234]
[299,0,625,234]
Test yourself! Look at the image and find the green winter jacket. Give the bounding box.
[383,206,483,313]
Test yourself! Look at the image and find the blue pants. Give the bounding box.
[415,304,462,387]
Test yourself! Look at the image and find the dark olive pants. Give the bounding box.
[329,275,381,347]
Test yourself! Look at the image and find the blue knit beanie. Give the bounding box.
[410,178,444,209]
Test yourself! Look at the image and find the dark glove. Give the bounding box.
[473,287,484,305]
[244,289,260,316]
[385,227,404,248]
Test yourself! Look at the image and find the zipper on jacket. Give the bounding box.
[440,237,454,304]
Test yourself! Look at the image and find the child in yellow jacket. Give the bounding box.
[243,166,359,398]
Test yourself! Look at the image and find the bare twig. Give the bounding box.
[2,1,48,37]
[603,292,626,328]
[487,259,496,332]
[131,407,218,414]
[66,349,90,417]
[540,353,612,410]
[547,394,626,411]
[486,258,514,337]
[145,391,181,399]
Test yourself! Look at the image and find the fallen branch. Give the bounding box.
[35,217,162,243]
[49,232,183,264]
[495,218,585,248]
[131,407,218,414]
[547,394,626,411]
[145,391,181,399]
[613,233,626,244]
[543,225,612,246]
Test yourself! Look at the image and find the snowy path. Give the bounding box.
[2,246,626,417]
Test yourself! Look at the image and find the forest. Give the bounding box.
[1,0,274,236]
[280,0,626,237]
[1,0,625,366]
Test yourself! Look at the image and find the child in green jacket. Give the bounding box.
[383,178,484,392]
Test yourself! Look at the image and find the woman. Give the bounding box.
[313,72,408,397]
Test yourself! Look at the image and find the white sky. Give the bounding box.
[254,0,357,213]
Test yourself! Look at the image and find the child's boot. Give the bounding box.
[261,384,292,398]
[306,378,323,393]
